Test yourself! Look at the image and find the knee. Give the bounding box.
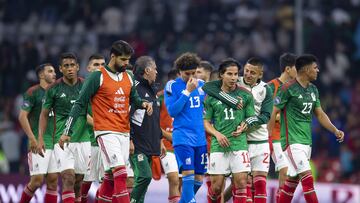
[168,174,180,187]
[62,172,75,188]
[235,178,247,189]
[30,175,44,189]
[211,183,222,195]
[45,174,58,190]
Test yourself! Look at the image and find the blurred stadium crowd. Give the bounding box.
[0,0,360,184]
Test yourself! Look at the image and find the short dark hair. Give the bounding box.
[110,40,134,57]
[133,56,155,76]
[279,53,297,72]
[174,52,201,71]
[199,61,214,72]
[295,54,318,71]
[218,58,242,77]
[59,52,77,65]
[246,57,264,68]
[89,54,105,61]
[35,63,52,77]
[167,69,179,80]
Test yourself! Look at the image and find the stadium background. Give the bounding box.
[0,0,359,202]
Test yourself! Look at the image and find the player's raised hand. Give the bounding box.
[143,102,153,116]
[59,134,71,150]
[232,122,248,137]
[186,77,198,93]
[37,138,46,157]
[215,132,230,148]
[335,129,344,143]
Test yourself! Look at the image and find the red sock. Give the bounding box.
[44,189,58,203]
[246,183,253,203]
[168,195,180,203]
[81,181,92,203]
[98,173,114,203]
[301,174,318,203]
[62,190,75,203]
[253,175,267,203]
[276,187,282,203]
[232,186,246,203]
[278,178,299,203]
[20,185,34,203]
[112,166,130,203]
[207,186,221,203]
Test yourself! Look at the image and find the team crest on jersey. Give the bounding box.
[274,96,281,105]
[311,93,316,101]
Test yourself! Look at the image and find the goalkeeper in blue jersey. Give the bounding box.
[164,52,207,203]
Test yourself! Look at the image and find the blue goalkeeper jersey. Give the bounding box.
[164,77,206,147]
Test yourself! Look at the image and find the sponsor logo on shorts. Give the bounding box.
[111,154,118,163]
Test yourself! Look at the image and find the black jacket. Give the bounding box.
[130,76,162,156]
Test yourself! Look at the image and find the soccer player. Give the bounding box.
[164,52,207,203]
[81,54,106,203]
[202,58,273,203]
[158,68,181,203]
[129,56,166,203]
[204,58,255,203]
[196,61,214,82]
[39,53,91,203]
[269,54,344,203]
[267,53,297,202]
[59,40,152,203]
[19,63,58,203]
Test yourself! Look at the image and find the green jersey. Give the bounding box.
[43,78,91,143]
[274,80,321,150]
[204,88,255,153]
[87,106,97,146]
[21,85,55,149]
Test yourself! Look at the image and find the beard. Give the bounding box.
[114,62,127,72]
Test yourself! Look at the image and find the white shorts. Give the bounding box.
[208,151,251,175]
[248,143,270,172]
[84,146,104,182]
[285,144,312,177]
[54,142,91,174]
[28,150,58,176]
[161,151,179,175]
[97,134,129,171]
[271,142,288,171]
[126,158,134,177]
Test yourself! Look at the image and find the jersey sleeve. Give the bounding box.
[314,87,321,108]
[164,80,189,117]
[64,71,101,136]
[203,96,214,121]
[245,85,273,127]
[274,84,290,110]
[21,92,35,112]
[42,87,56,110]
[202,80,239,109]
[128,72,145,108]
[267,82,275,97]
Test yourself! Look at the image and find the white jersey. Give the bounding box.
[238,77,269,141]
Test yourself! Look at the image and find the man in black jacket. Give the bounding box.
[129,56,165,203]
